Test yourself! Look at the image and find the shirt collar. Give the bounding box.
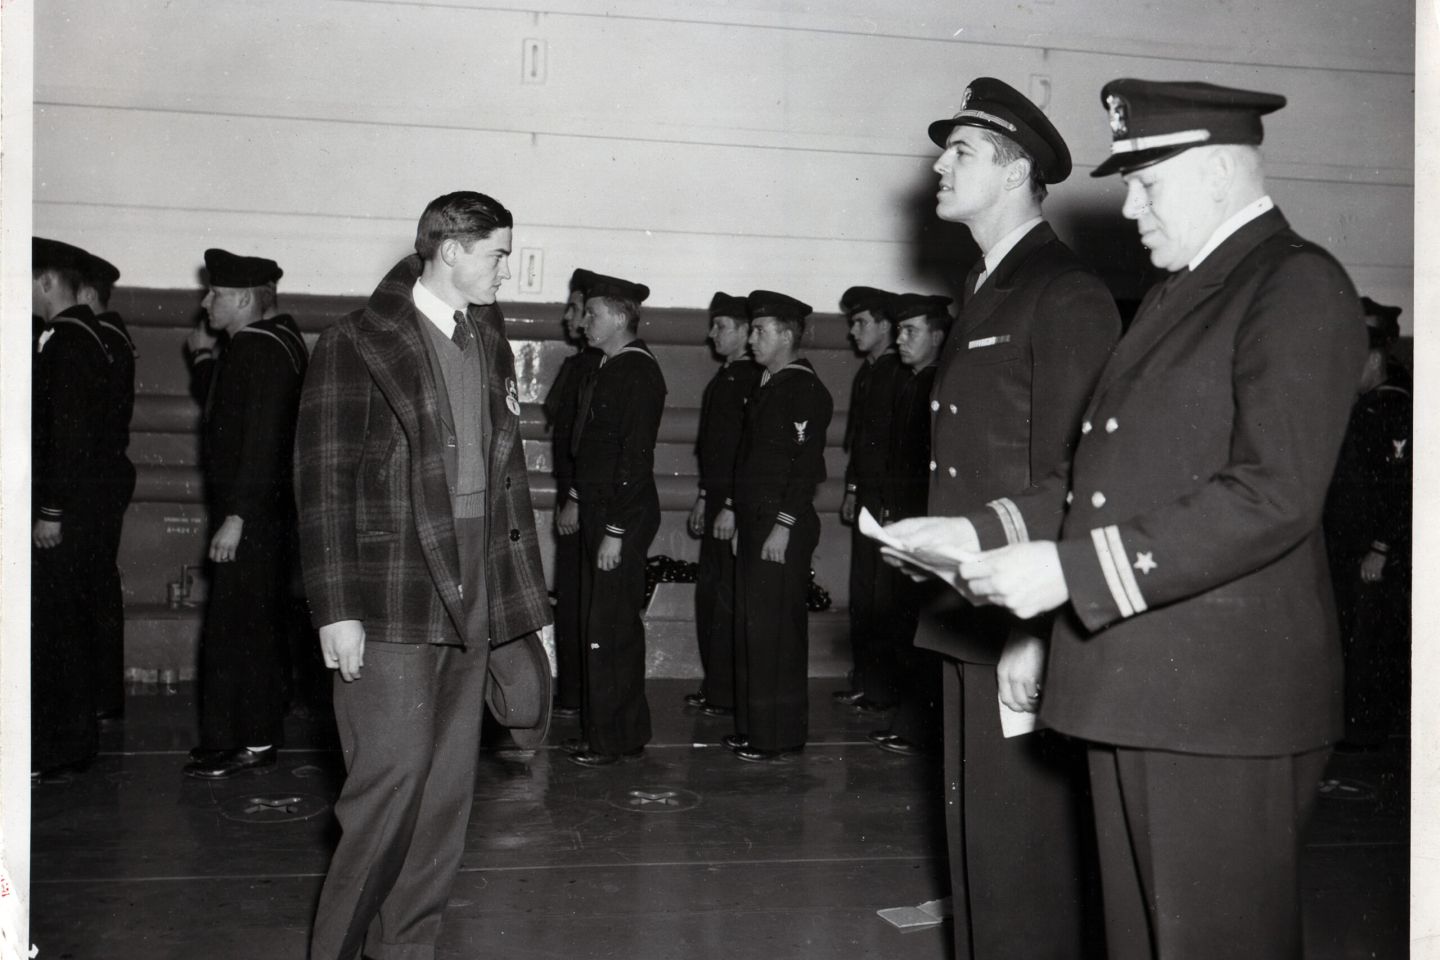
[982,216,1045,279]
[1188,195,1274,271]
[412,278,463,335]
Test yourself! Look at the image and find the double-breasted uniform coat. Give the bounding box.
[732,359,833,752]
[297,255,550,960]
[571,339,667,756]
[960,208,1366,957]
[192,313,308,751]
[843,349,906,704]
[921,220,1120,960]
[693,356,763,709]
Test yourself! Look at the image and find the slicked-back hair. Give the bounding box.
[980,130,1048,202]
[593,295,641,333]
[414,191,514,261]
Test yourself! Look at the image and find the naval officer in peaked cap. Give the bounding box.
[890,79,1367,959]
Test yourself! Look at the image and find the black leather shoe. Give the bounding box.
[876,737,923,757]
[734,746,801,764]
[560,737,589,755]
[568,747,643,767]
[188,746,228,763]
[866,730,900,744]
[850,697,894,714]
[832,688,866,705]
[721,734,750,751]
[184,746,277,780]
[683,691,709,708]
[551,705,580,720]
[700,704,734,717]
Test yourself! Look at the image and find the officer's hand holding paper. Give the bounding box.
[860,508,981,597]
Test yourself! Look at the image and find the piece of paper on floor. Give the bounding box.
[877,897,952,931]
[999,692,1039,738]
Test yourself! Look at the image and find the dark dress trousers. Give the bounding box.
[192,315,308,750]
[693,357,762,708]
[32,304,113,771]
[732,360,833,752]
[543,345,603,710]
[844,350,905,704]
[572,340,667,755]
[92,310,136,717]
[298,256,550,960]
[1323,364,1412,744]
[960,209,1366,959]
[919,221,1120,960]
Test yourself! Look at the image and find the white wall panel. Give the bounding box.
[34,0,1415,328]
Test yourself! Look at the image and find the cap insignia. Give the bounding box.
[1106,94,1129,137]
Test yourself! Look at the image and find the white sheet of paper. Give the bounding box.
[999,692,1039,738]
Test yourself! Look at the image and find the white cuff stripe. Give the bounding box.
[1091,527,1135,618]
[996,497,1028,544]
[776,512,796,526]
[988,501,1019,545]
[1104,526,1147,614]
[1110,128,1211,155]
[605,524,625,536]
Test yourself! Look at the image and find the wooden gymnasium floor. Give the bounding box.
[29,678,1407,959]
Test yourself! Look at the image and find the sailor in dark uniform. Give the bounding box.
[685,292,762,717]
[834,286,905,713]
[728,290,833,762]
[183,249,309,779]
[567,273,667,766]
[76,250,137,723]
[544,267,601,718]
[867,293,950,757]
[1324,296,1411,748]
[31,237,116,778]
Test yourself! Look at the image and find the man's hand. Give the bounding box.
[840,490,857,524]
[761,524,790,563]
[320,619,366,682]
[712,506,736,541]
[556,499,580,536]
[1360,550,1387,584]
[996,632,1047,714]
[186,323,218,355]
[687,499,707,536]
[208,515,244,563]
[597,534,623,571]
[32,519,62,550]
[958,541,1069,620]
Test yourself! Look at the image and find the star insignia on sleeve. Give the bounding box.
[1133,552,1157,575]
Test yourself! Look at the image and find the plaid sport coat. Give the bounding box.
[295,255,551,647]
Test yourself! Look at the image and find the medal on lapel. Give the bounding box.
[504,377,521,415]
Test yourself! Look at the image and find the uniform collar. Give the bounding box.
[1188,195,1273,271]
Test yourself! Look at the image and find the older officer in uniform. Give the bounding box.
[867,293,950,757]
[907,77,1120,960]
[567,273,667,766]
[298,191,552,960]
[183,249,309,779]
[544,267,600,718]
[729,290,833,763]
[31,237,116,777]
[686,291,762,717]
[1324,297,1411,748]
[76,250,136,724]
[895,81,1367,959]
[834,286,904,713]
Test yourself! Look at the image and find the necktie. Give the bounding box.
[963,259,985,305]
[452,310,470,349]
